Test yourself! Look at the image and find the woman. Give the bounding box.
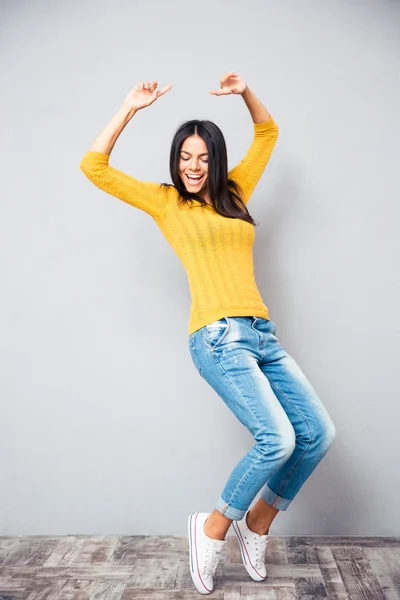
[80,72,336,596]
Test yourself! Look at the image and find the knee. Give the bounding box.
[319,419,336,452]
[278,427,296,460]
[257,426,295,460]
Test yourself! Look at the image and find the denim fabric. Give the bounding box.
[188,316,336,521]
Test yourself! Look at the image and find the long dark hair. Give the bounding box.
[160,119,258,226]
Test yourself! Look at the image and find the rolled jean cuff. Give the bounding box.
[260,484,293,511]
[215,495,247,521]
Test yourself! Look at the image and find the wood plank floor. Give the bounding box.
[0,534,399,599]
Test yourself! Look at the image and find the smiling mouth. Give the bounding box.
[185,174,204,184]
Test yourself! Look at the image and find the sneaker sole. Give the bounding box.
[188,513,213,595]
[232,520,267,582]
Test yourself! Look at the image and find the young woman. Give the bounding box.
[80,72,337,596]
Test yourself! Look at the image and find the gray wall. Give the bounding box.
[1,0,399,536]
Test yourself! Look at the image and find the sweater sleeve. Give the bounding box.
[227,116,279,205]
[79,151,170,220]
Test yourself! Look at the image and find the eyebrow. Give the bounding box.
[180,150,209,156]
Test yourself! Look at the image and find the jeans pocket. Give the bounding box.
[203,317,231,351]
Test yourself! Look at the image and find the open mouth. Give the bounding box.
[186,174,204,184]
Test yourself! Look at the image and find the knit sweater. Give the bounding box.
[80,116,279,335]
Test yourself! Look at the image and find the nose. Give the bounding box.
[190,158,201,170]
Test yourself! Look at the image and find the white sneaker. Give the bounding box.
[232,509,269,581]
[188,512,226,595]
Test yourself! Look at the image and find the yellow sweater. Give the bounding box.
[80,116,279,335]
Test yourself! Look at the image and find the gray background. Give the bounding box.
[1,0,399,536]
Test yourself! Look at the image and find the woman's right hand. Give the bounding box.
[123,81,172,111]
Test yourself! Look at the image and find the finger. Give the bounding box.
[220,70,237,84]
[222,74,239,85]
[220,70,235,81]
[209,88,230,96]
[157,84,173,96]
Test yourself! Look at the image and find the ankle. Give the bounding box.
[204,516,228,541]
[246,511,270,536]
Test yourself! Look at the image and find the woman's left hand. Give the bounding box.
[209,71,247,96]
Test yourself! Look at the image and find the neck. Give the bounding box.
[198,189,211,205]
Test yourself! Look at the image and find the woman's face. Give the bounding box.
[179,135,209,195]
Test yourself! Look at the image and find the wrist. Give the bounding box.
[120,101,137,119]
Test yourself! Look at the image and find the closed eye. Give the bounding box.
[181,157,208,163]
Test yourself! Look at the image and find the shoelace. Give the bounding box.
[253,535,269,569]
[202,541,223,578]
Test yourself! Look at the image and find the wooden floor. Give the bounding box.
[0,533,399,599]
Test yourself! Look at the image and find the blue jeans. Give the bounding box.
[188,316,336,521]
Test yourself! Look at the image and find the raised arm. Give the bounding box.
[227,111,279,205]
[79,81,172,221]
[210,72,279,204]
